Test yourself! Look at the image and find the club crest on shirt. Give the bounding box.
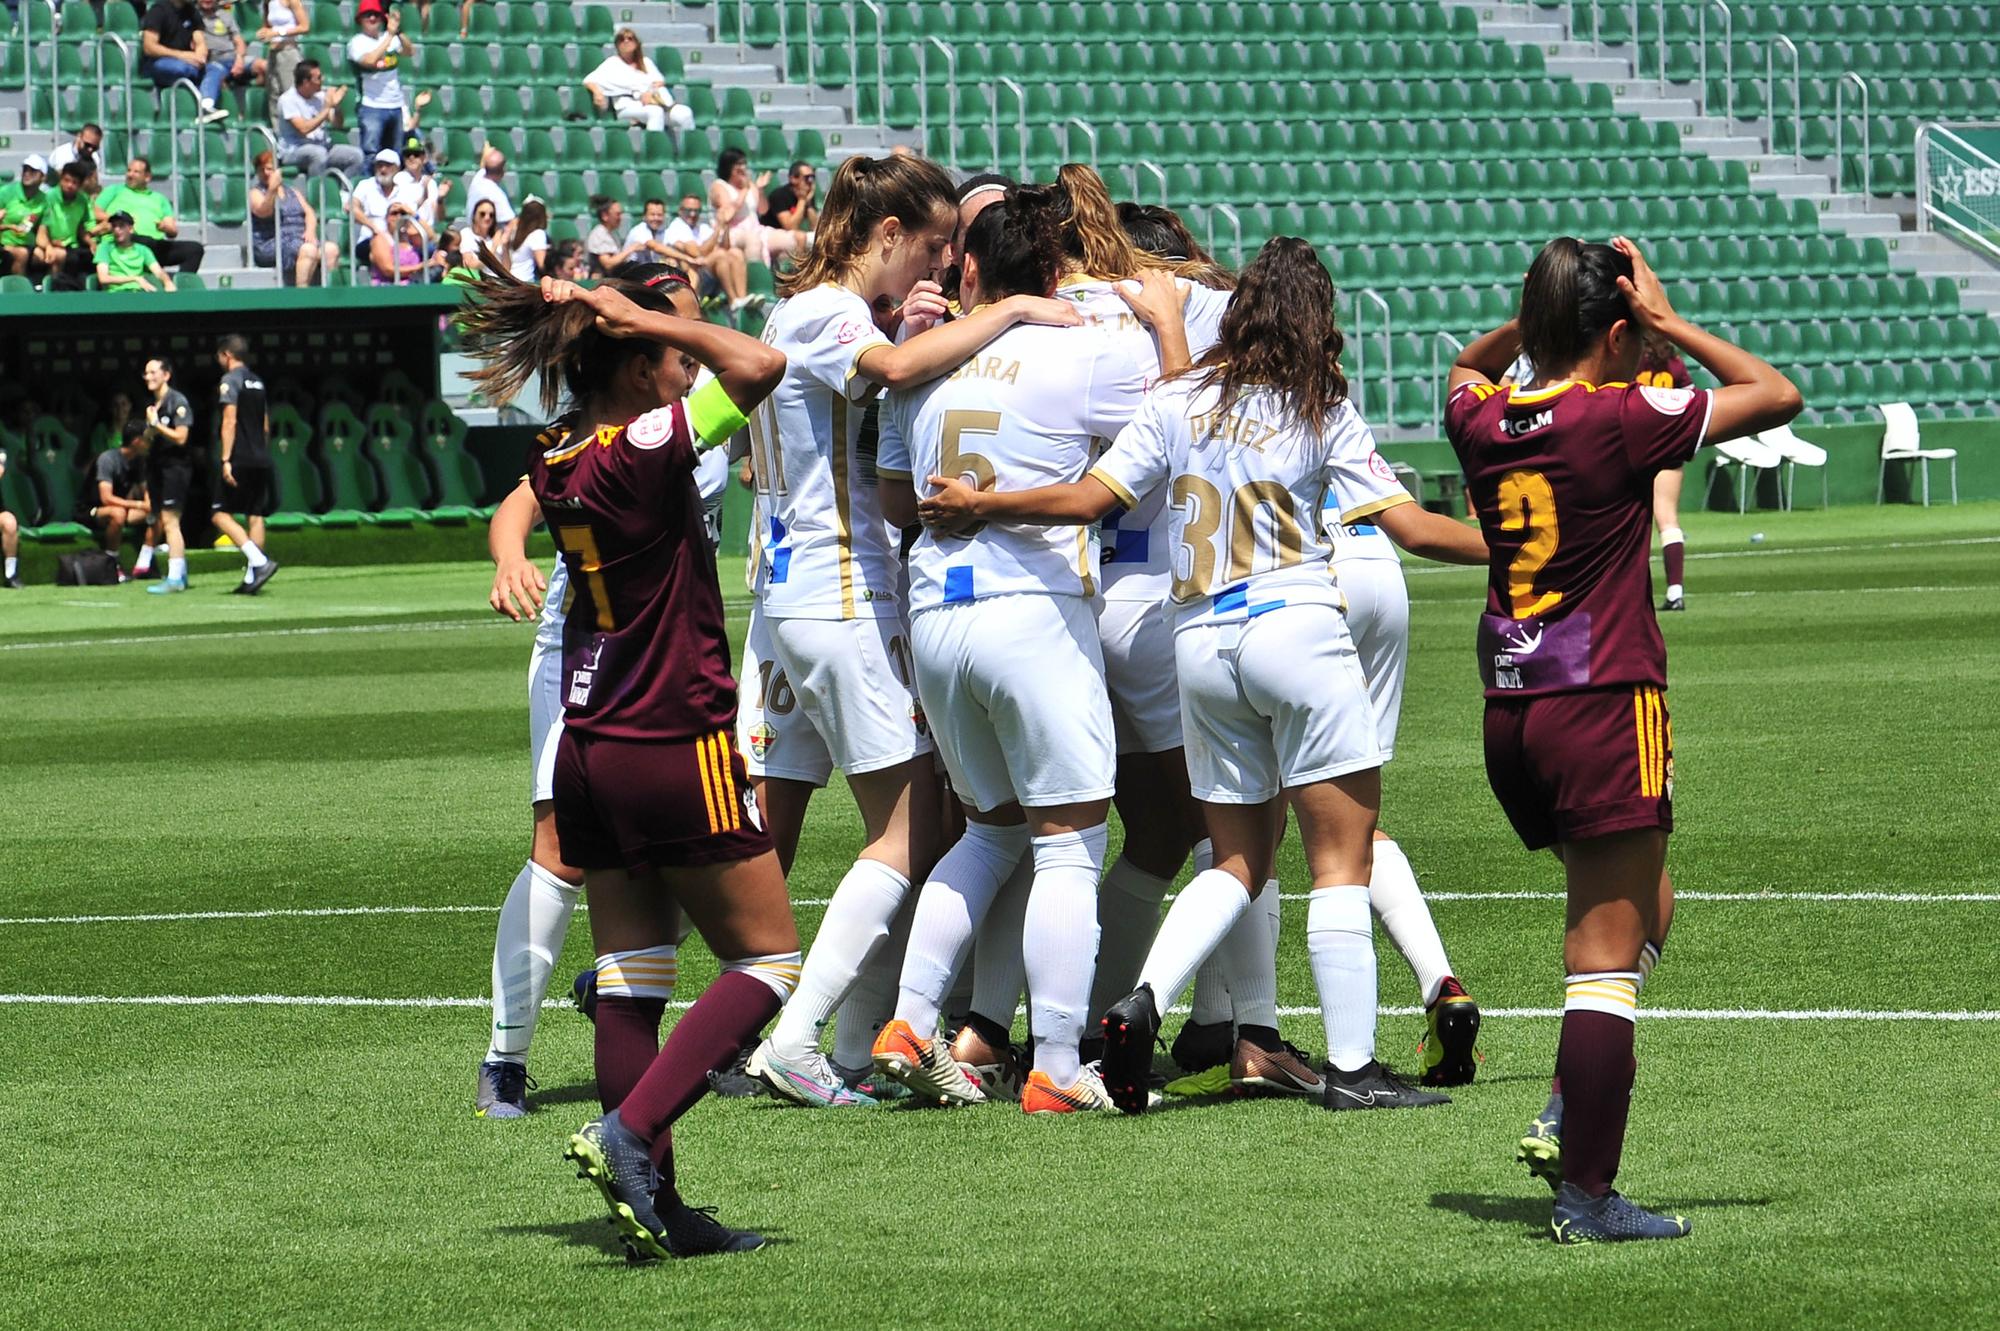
[748,720,776,759]
[1639,385,1696,416]
[1367,450,1396,481]
[626,407,676,449]
[910,699,929,738]
[835,319,869,345]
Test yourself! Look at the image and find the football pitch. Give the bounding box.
[3,503,1996,1329]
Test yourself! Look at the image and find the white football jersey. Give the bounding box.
[1092,380,1406,627]
[744,283,899,620]
[1056,274,1232,603]
[535,557,571,650]
[1324,425,1412,565]
[879,320,1152,613]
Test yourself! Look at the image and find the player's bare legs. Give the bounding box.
[0,510,17,587]
[749,773,817,875]
[1654,468,1685,610]
[146,508,189,593]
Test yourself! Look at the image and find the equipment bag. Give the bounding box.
[54,550,122,586]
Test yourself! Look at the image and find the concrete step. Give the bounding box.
[1754,172,1838,197]
[681,48,781,83]
[1894,250,1990,274]
[1482,22,1569,43]
[1683,135,1766,158]
[1546,55,1638,80]
[1442,0,1556,22]
[1820,210,1904,236]
[625,22,711,47]
[1613,95,1696,119]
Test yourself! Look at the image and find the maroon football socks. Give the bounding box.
[1554,1008,1638,1197]
[593,994,665,1111]
[618,972,783,1176]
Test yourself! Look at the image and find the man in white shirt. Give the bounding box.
[346,0,413,159]
[45,123,104,183]
[391,136,446,227]
[662,193,755,312]
[276,60,363,177]
[349,148,401,273]
[464,145,516,229]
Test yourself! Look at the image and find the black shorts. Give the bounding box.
[218,463,274,517]
[553,728,772,872]
[155,456,194,511]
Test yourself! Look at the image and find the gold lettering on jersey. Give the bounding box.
[1191,408,1282,454]
[948,356,1023,385]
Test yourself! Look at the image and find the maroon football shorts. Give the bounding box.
[553,728,773,871]
[1482,685,1673,851]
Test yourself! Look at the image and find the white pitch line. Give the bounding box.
[0,618,508,653]
[0,993,1992,1022]
[1403,532,2000,577]
[2,889,1991,929]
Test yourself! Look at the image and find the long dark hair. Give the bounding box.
[778,152,955,297]
[1179,236,1347,433]
[1117,201,1235,292]
[962,186,1061,301]
[456,253,679,417]
[1518,236,1634,381]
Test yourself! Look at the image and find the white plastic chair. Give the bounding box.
[1711,434,1783,513]
[1756,423,1829,510]
[1877,402,1958,506]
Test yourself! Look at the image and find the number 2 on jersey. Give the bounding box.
[1495,469,1562,619]
[556,525,616,631]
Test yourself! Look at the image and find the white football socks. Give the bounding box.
[1023,824,1109,1085]
[969,857,1033,1025]
[832,896,910,1070]
[893,820,1029,1036]
[485,862,581,1064]
[770,857,909,1061]
[133,545,154,573]
[1368,838,1453,1008]
[1087,855,1172,1023]
[240,540,268,570]
[1217,881,1281,1030]
[1307,884,1377,1073]
[1137,868,1250,1011]
[168,556,187,582]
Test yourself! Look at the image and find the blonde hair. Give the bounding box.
[1052,163,1145,280]
[778,153,956,298]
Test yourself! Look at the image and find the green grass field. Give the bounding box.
[3,503,1996,1329]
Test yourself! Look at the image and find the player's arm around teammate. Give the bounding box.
[1449,236,1799,1241]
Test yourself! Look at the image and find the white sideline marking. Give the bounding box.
[0,618,507,652]
[1403,533,2000,576]
[0,993,1991,1022]
[1,889,1990,929]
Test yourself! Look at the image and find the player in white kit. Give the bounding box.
[736,154,1084,1107]
[920,237,1488,1114]
[864,190,1181,1113]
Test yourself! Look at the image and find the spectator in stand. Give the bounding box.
[374,200,434,284]
[43,123,102,183]
[583,29,694,138]
[666,192,755,313]
[622,195,680,269]
[86,416,154,567]
[96,158,205,274]
[250,149,336,286]
[0,154,47,278]
[96,211,177,292]
[759,160,819,238]
[197,0,266,105]
[141,0,230,125]
[348,0,414,159]
[33,161,104,290]
[547,238,586,282]
[464,197,502,266]
[350,148,402,276]
[502,197,547,282]
[257,0,311,114]
[0,446,19,587]
[392,134,447,227]
[709,147,805,266]
[465,144,516,233]
[429,226,464,281]
[277,60,364,177]
[584,194,642,275]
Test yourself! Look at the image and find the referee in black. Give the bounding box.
[211,334,279,595]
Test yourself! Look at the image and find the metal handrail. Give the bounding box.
[1656,0,1667,93]
[165,77,209,233]
[1916,122,2000,260]
[919,37,957,169]
[852,0,885,134]
[1132,160,1166,207]
[774,0,790,104]
[1207,202,1242,267]
[797,0,814,103]
[1432,332,1466,432]
[1835,72,1870,198]
[97,33,135,159]
[1350,288,1392,425]
[994,77,1026,180]
[1061,117,1097,169]
[733,0,747,59]
[24,0,57,133]
[325,166,363,287]
[244,124,282,279]
[1699,1,1732,122]
[1768,35,1801,168]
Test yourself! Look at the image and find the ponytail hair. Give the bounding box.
[962,185,1063,301]
[778,153,957,297]
[1116,200,1236,291]
[1050,163,1144,280]
[1180,236,1347,434]
[456,249,679,417]
[1517,236,1634,382]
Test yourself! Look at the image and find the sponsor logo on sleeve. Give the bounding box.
[835,319,869,345]
[1368,450,1396,481]
[626,406,676,450]
[1638,385,1696,416]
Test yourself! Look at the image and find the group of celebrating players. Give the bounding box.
[455,151,1803,1258]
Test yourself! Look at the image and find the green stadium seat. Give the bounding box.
[417,401,485,520]
[361,404,441,521]
[313,403,393,525]
[264,406,323,530]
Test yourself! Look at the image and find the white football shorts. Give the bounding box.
[738,607,934,785]
[1334,557,1410,760]
[528,630,564,805]
[910,593,1116,814]
[1097,595,1183,755]
[1175,602,1384,804]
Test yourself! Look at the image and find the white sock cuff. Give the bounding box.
[1307,884,1370,933]
[1031,823,1109,873]
[1103,856,1172,906]
[1660,526,1685,547]
[1564,970,1641,1021]
[846,857,912,894]
[1637,940,1662,989]
[963,818,1032,864]
[595,946,679,999]
[1192,837,1215,874]
[527,860,581,901]
[1371,838,1409,875]
[724,950,804,1002]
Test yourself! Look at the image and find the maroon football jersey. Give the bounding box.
[1635,350,1692,390]
[529,405,739,741]
[1445,379,1712,699]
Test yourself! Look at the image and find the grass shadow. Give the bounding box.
[528,1081,605,1109]
[1431,1191,1776,1237]
[496,1218,628,1257]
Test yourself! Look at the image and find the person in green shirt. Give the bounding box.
[95,212,176,292]
[35,161,104,290]
[94,157,206,273]
[1,154,48,278]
